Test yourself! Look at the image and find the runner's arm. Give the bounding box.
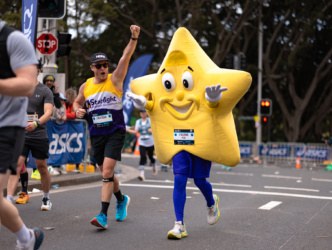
[111,25,140,91]
[73,83,87,119]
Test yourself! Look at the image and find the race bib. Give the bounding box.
[27,114,38,121]
[174,129,194,145]
[92,112,113,127]
[141,134,150,140]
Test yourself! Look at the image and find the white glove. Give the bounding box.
[205,84,228,102]
[126,92,147,109]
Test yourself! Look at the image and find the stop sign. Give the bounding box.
[36,33,58,55]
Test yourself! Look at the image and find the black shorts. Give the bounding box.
[0,127,25,175]
[91,129,126,166]
[21,137,49,160]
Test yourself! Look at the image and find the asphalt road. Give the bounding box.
[1,154,332,250]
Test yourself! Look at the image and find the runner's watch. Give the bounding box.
[36,120,41,127]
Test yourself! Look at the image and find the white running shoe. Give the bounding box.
[207,194,220,225]
[15,228,43,250]
[167,221,188,239]
[41,197,52,211]
[137,174,145,181]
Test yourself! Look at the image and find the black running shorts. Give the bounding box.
[91,129,126,166]
[0,127,25,175]
[21,137,49,160]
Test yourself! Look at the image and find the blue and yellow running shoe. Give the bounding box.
[115,195,130,221]
[90,213,108,229]
[207,194,220,225]
[167,221,188,239]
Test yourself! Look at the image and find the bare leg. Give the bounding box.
[35,159,51,193]
[101,157,117,202]
[0,171,24,233]
[7,156,26,197]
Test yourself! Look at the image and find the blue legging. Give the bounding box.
[173,174,214,222]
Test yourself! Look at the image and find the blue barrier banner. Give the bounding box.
[259,144,291,157]
[22,0,38,46]
[295,146,329,160]
[240,144,252,157]
[47,120,85,165]
[122,54,153,125]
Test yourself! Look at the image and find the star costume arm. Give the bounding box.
[205,84,228,108]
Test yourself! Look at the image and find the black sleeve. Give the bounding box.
[53,92,62,109]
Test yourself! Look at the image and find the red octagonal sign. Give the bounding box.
[36,33,58,55]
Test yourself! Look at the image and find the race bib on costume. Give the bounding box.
[174,129,194,145]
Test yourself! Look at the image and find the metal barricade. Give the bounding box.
[304,143,331,167]
[71,119,89,173]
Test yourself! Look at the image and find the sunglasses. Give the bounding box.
[92,63,109,69]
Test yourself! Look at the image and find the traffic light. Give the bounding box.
[38,0,66,19]
[260,98,272,116]
[225,54,233,69]
[57,31,72,57]
[262,116,268,126]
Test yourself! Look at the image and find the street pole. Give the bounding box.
[256,6,263,153]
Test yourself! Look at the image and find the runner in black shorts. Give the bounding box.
[74,25,140,229]
[0,19,44,249]
[6,61,54,211]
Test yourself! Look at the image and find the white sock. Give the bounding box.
[15,224,31,245]
[43,193,50,199]
[140,170,144,175]
[6,195,14,203]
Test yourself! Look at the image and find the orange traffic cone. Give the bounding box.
[134,133,140,156]
[296,157,301,169]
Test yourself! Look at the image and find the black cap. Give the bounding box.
[90,52,109,64]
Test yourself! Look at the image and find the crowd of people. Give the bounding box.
[1,18,225,249]
[0,20,141,249]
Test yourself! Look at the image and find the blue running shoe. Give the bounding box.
[90,213,108,229]
[115,195,130,221]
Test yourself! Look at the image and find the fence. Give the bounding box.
[239,141,332,167]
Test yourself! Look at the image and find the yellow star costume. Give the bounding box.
[129,27,251,166]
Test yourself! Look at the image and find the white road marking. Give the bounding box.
[262,174,302,180]
[312,178,332,182]
[211,182,252,188]
[120,183,332,200]
[259,201,282,210]
[264,186,319,192]
[217,172,254,176]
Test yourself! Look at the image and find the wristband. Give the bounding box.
[33,121,38,128]
[131,37,138,41]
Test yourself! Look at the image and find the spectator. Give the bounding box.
[65,87,81,172]
[0,19,44,249]
[49,93,67,175]
[43,74,62,109]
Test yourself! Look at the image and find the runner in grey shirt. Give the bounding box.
[0,20,38,128]
[0,19,44,249]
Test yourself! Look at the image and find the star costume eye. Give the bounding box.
[182,71,194,90]
[162,73,176,91]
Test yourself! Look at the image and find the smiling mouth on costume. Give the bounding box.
[160,96,199,120]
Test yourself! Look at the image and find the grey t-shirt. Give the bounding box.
[0,20,38,128]
[26,82,54,139]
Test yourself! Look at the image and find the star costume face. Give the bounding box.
[130,27,251,166]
